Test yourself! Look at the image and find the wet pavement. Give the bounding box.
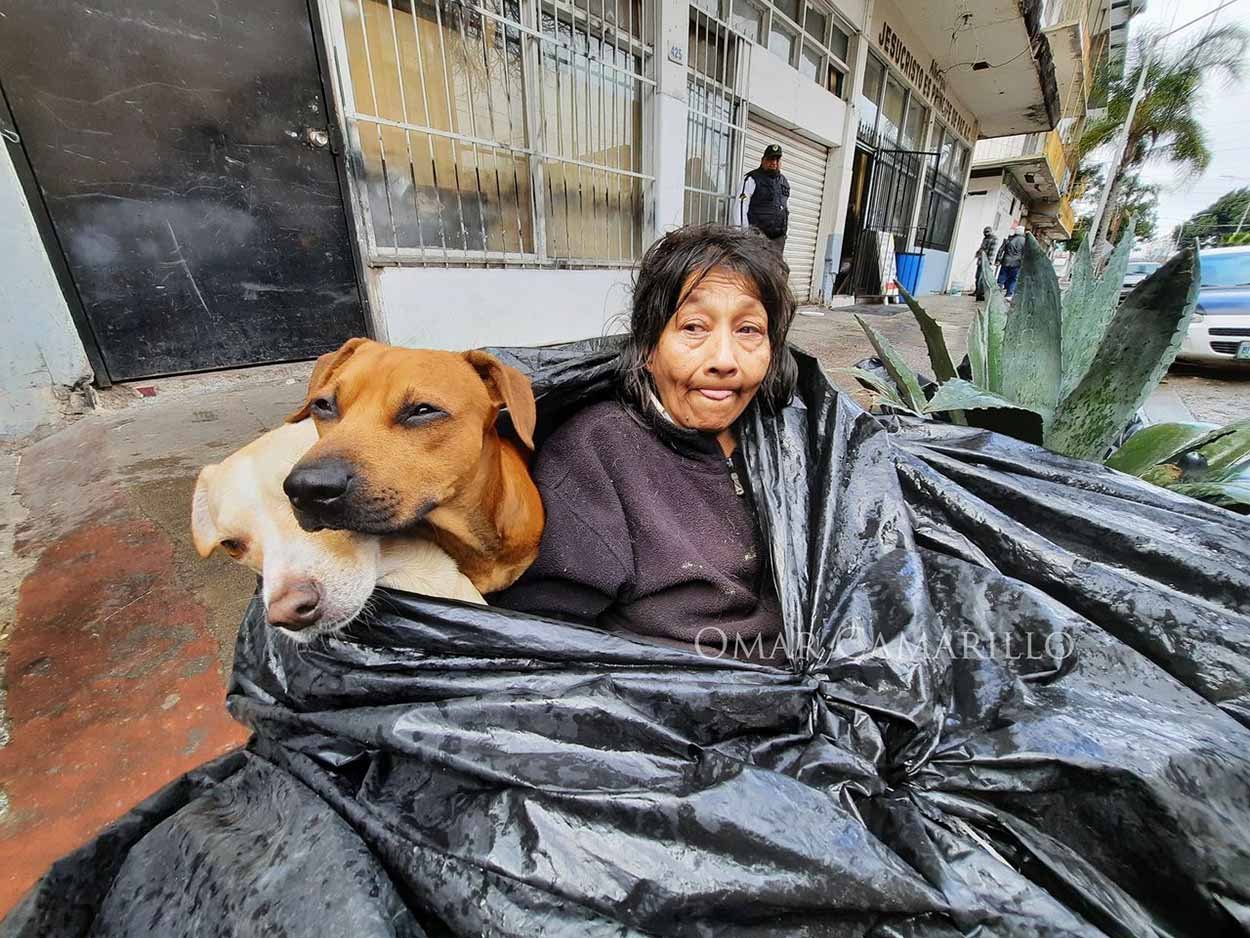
[0,365,308,913]
[0,305,1246,915]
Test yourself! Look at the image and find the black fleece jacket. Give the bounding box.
[491,399,784,664]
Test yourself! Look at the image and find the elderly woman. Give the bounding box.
[496,224,797,663]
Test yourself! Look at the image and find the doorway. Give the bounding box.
[0,0,366,381]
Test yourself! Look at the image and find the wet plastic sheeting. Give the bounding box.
[6,341,1250,937]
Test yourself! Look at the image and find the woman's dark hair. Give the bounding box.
[618,224,798,415]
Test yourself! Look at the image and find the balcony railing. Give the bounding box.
[1041,0,1096,29]
[972,127,1072,217]
[974,133,1044,163]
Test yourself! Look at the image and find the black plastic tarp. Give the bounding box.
[6,340,1250,937]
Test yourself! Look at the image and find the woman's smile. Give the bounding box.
[646,267,772,452]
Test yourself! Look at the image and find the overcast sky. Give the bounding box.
[1133,0,1250,238]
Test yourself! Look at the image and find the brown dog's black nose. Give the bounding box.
[284,459,355,516]
[267,579,323,630]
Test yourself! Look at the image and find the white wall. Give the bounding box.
[652,0,690,232]
[375,267,633,350]
[948,171,1028,291]
[834,0,869,30]
[916,249,951,295]
[746,52,847,147]
[0,144,92,439]
[949,190,992,292]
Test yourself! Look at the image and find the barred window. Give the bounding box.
[861,69,927,234]
[683,8,750,225]
[693,0,848,98]
[329,0,654,266]
[918,125,968,251]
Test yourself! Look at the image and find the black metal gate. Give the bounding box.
[0,0,367,381]
[847,146,939,300]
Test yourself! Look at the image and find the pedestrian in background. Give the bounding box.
[736,144,790,256]
[975,226,997,301]
[995,226,1027,299]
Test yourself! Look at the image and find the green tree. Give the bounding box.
[1066,213,1093,252]
[1063,165,1159,250]
[1112,173,1158,242]
[1079,23,1249,249]
[1174,188,1250,247]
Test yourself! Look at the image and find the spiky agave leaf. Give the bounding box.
[1171,466,1250,513]
[983,268,1010,394]
[897,284,957,383]
[924,377,1046,443]
[967,305,990,388]
[1000,234,1062,424]
[1062,235,1094,311]
[854,316,927,413]
[1104,421,1218,475]
[1046,246,1201,461]
[924,378,1044,416]
[1061,219,1137,398]
[1191,418,1250,476]
[845,367,918,414]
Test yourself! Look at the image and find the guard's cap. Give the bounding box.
[763,144,783,159]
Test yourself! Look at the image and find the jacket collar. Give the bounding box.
[622,390,729,462]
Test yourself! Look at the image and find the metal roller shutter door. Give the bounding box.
[744,117,829,302]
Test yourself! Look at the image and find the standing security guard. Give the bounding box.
[736,144,790,255]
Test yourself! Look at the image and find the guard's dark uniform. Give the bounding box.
[737,152,790,254]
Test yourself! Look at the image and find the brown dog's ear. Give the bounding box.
[287,337,372,422]
[463,349,537,451]
[190,465,221,558]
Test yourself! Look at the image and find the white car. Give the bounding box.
[1176,245,1250,366]
[1120,260,1161,302]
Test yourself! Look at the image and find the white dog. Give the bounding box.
[191,420,483,641]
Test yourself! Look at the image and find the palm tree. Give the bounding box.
[1079,22,1249,251]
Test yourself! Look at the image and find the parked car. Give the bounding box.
[1176,245,1250,366]
[1121,260,1161,302]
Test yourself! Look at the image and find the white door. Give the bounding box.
[743,117,830,303]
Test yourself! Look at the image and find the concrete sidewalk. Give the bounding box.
[0,364,311,912]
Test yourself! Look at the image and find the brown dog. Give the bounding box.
[283,338,544,595]
[192,420,484,641]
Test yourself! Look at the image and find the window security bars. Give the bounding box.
[848,147,939,297]
[327,0,654,266]
[683,8,750,225]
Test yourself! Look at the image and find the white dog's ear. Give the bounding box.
[190,465,221,558]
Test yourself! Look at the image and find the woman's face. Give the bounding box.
[646,267,771,438]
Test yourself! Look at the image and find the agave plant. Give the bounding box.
[1105,419,1250,511]
[851,224,1201,462]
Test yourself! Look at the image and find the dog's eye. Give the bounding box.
[219,538,246,558]
[310,397,336,418]
[401,403,445,426]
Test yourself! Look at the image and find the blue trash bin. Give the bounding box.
[895,252,925,296]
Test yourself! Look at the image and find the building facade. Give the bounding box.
[2,0,1074,435]
[948,0,1144,292]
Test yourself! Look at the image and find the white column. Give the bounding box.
[819,0,874,302]
[0,143,92,437]
[650,0,689,235]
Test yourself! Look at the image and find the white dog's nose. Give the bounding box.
[267,580,323,630]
